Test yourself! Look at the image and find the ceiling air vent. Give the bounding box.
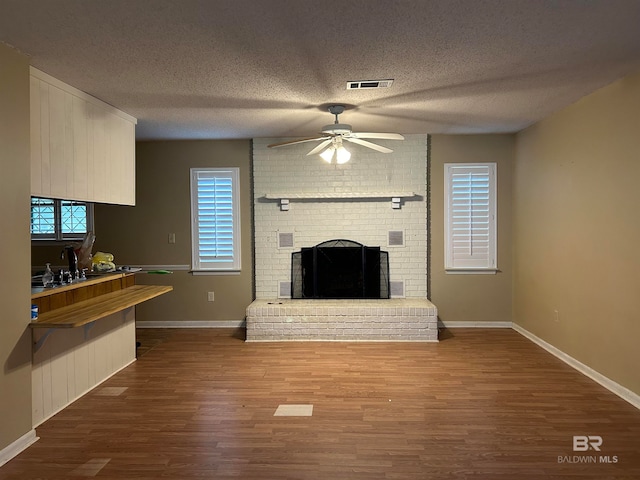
[347,79,394,90]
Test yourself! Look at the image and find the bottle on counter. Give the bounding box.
[42,263,54,287]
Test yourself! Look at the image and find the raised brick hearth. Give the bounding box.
[246,298,438,342]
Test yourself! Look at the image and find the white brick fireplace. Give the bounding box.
[248,134,437,341]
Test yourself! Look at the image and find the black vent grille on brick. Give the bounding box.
[390,281,405,298]
[278,232,294,248]
[388,230,404,246]
[279,281,291,298]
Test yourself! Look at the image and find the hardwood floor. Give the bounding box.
[2,328,640,479]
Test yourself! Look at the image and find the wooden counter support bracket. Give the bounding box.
[33,329,55,353]
[84,321,95,340]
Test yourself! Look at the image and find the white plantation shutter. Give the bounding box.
[444,163,497,271]
[190,168,241,271]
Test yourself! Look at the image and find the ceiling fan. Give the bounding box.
[267,105,404,164]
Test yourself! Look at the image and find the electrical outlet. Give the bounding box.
[207,291,215,302]
[168,233,176,244]
[554,309,560,322]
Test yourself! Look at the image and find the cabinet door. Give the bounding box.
[30,68,137,205]
[30,77,76,199]
[90,108,136,205]
[72,95,90,200]
[47,84,69,199]
[84,101,136,205]
[30,76,51,197]
[107,113,136,205]
[88,101,107,203]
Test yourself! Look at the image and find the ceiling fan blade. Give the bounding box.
[344,137,394,153]
[267,136,327,148]
[349,132,405,140]
[306,139,333,156]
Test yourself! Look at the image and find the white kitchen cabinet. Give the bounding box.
[30,67,137,205]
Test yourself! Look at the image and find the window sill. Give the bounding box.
[190,270,241,276]
[445,269,498,275]
[32,238,87,245]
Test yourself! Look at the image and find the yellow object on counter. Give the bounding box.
[93,261,116,272]
[92,252,116,272]
[92,251,114,264]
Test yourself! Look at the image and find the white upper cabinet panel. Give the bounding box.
[30,67,137,205]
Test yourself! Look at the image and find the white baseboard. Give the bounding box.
[513,323,640,410]
[136,320,246,328]
[0,429,38,468]
[438,320,512,328]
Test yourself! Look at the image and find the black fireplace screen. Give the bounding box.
[291,239,389,299]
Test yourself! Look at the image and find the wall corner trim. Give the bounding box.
[513,323,640,410]
[0,429,39,468]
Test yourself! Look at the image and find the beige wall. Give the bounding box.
[0,44,33,450]
[430,134,514,324]
[514,72,640,395]
[93,140,253,322]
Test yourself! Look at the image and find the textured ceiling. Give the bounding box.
[1,0,639,140]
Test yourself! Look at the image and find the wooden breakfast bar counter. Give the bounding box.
[30,272,172,426]
[31,273,172,329]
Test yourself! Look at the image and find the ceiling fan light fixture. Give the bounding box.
[320,136,350,164]
[336,146,351,164]
[320,147,335,163]
[267,104,403,157]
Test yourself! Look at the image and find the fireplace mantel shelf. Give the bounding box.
[263,192,417,210]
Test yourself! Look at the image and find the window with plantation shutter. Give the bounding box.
[190,168,241,272]
[444,163,497,273]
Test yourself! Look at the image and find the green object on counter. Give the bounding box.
[147,269,173,274]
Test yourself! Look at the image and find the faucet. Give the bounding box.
[57,269,67,285]
[61,246,78,282]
